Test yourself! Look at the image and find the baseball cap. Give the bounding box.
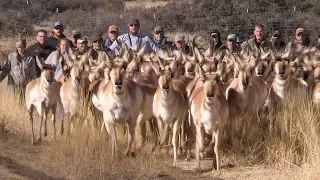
[77,37,88,44]
[175,34,185,42]
[108,25,118,33]
[54,21,63,28]
[273,30,281,37]
[210,29,220,37]
[296,27,305,35]
[154,26,164,33]
[227,34,237,41]
[91,33,102,42]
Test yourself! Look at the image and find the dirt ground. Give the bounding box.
[0,134,306,180]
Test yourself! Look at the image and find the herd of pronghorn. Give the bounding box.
[24,37,320,172]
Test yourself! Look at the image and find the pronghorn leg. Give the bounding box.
[125,119,136,157]
[61,112,65,135]
[212,129,221,172]
[151,118,159,152]
[28,105,35,144]
[37,108,44,143]
[44,110,48,137]
[195,125,204,170]
[51,106,57,140]
[135,114,144,151]
[185,111,195,161]
[172,119,181,166]
[103,111,117,158]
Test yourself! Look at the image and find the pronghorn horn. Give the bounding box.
[194,46,203,63]
[35,56,44,70]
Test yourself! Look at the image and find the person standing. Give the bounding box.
[104,25,119,53]
[25,29,55,77]
[0,39,37,102]
[109,17,160,55]
[47,21,72,50]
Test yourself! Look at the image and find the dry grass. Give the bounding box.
[0,68,320,179]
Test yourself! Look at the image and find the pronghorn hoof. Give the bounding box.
[44,132,47,137]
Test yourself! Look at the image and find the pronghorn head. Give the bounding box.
[199,65,221,101]
[36,56,56,86]
[110,61,127,94]
[41,68,55,86]
[158,67,173,92]
[274,60,290,79]
[70,64,81,85]
[254,60,269,77]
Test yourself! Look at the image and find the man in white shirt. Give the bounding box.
[109,17,160,55]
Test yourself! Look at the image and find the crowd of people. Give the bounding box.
[1,16,320,100]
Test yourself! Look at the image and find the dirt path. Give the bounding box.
[0,137,303,180]
[0,139,67,180]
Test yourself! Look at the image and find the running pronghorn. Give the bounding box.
[91,53,144,157]
[226,53,268,138]
[151,57,188,166]
[59,49,94,135]
[25,57,61,144]
[269,60,308,106]
[189,65,229,172]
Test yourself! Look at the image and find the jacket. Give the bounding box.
[0,52,37,87]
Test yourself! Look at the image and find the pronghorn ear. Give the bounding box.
[149,56,161,76]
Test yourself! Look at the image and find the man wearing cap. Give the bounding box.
[69,30,81,49]
[104,25,119,53]
[270,30,286,53]
[241,24,271,54]
[226,34,240,53]
[75,37,89,59]
[171,34,190,55]
[285,27,311,53]
[0,39,37,101]
[25,29,56,77]
[153,25,172,51]
[109,17,160,55]
[204,29,226,57]
[91,33,104,60]
[47,21,72,50]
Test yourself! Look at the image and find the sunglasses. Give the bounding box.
[93,40,101,43]
[273,34,281,38]
[129,24,139,27]
[155,31,163,35]
[109,31,117,34]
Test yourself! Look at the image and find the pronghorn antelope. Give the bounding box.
[226,54,268,138]
[189,65,229,172]
[151,57,188,166]
[92,56,144,157]
[59,50,93,135]
[269,60,308,106]
[25,57,61,144]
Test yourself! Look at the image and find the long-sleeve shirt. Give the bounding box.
[25,42,56,77]
[109,33,161,54]
[45,50,73,81]
[0,52,37,87]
